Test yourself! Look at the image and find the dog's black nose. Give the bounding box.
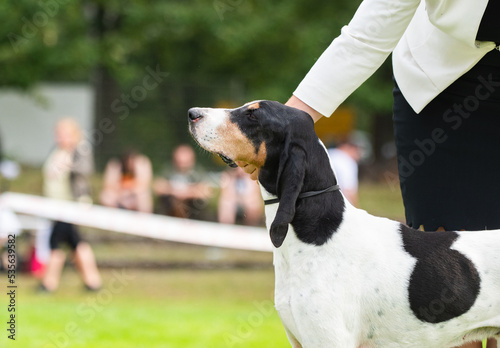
[188,108,203,122]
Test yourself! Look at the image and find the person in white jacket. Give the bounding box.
[238,1,499,347]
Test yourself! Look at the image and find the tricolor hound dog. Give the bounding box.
[188,100,500,348]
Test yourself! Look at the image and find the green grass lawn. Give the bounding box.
[1,166,408,348]
[3,170,491,347]
[1,269,289,348]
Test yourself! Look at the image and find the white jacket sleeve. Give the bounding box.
[293,0,421,117]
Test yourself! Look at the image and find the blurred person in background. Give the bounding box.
[0,126,21,191]
[40,118,101,292]
[100,149,153,213]
[0,125,47,277]
[154,144,212,219]
[327,134,363,207]
[0,206,21,271]
[0,127,22,271]
[218,167,263,226]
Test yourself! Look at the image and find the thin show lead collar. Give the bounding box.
[264,184,340,205]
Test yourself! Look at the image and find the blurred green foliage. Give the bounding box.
[0,0,394,171]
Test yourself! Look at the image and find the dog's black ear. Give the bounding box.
[270,136,306,248]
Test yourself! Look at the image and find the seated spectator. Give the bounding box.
[154,145,212,219]
[218,167,263,226]
[100,150,153,213]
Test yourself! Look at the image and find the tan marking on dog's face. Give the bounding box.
[214,120,267,167]
[189,107,267,167]
[247,102,260,111]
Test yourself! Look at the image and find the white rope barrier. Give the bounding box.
[0,192,272,252]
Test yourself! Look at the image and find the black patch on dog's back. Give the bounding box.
[399,224,481,323]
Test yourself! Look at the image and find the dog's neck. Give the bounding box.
[262,185,340,206]
[260,140,346,246]
[289,151,346,246]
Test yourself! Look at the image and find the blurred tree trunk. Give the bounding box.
[92,64,121,170]
[89,2,123,170]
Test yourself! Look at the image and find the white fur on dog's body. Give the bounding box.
[190,101,500,348]
[263,183,500,347]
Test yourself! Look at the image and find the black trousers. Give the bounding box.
[393,49,500,231]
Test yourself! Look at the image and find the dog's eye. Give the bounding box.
[247,111,258,121]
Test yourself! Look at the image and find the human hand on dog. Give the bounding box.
[237,96,323,181]
[286,96,324,123]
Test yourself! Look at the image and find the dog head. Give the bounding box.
[188,100,338,247]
